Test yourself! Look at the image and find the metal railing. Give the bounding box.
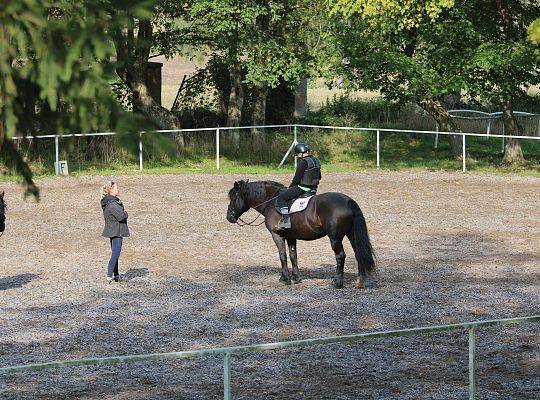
[431,109,540,151]
[0,315,538,399]
[295,124,540,172]
[10,123,540,174]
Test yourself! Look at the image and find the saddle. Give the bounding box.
[275,190,316,214]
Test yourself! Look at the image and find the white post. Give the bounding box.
[139,133,143,172]
[223,353,231,400]
[501,123,505,153]
[468,327,477,400]
[55,135,59,175]
[294,125,298,168]
[434,125,439,149]
[216,128,220,170]
[462,134,466,172]
[376,129,380,168]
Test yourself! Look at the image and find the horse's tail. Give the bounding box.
[348,200,376,278]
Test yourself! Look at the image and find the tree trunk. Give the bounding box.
[294,78,308,119]
[417,98,464,159]
[500,100,525,165]
[113,19,184,150]
[0,119,5,150]
[226,61,244,149]
[251,82,267,146]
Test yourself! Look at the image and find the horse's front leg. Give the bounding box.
[287,238,301,284]
[330,237,346,288]
[272,233,291,285]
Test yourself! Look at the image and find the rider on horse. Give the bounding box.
[276,143,321,231]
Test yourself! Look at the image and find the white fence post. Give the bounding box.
[223,353,231,400]
[279,125,298,168]
[434,125,439,149]
[501,124,505,153]
[55,135,59,175]
[376,129,380,168]
[139,133,143,172]
[462,134,466,172]
[216,128,220,170]
[468,327,477,400]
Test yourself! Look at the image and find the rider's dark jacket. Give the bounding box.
[290,155,321,190]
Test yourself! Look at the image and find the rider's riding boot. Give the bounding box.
[277,207,292,230]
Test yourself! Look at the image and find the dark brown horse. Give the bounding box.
[0,191,5,234]
[226,180,375,288]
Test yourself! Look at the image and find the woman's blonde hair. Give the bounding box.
[101,181,116,198]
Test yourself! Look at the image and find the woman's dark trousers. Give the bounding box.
[108,237,123,278]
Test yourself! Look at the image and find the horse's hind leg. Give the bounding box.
[287,238,301,284]
[272,233,291,285]
[330,236,346,288]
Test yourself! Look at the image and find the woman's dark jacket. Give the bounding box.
[101,195,130,238]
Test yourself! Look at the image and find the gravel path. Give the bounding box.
[0,171,538,399]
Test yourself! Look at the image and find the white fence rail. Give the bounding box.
[11,123,540,174]
[1,316,538,400]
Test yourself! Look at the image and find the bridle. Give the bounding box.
[231,193,280,227]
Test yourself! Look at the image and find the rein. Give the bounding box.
[237,214,265,227]
[235,194,279,227]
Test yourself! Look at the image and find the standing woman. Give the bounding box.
[101,181,130,283]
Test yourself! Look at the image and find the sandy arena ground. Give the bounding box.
[0,171,539,399]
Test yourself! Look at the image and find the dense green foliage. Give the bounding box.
[0,0,151,197]
[1,0,539,189]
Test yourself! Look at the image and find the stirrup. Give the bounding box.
[277,215,291,230]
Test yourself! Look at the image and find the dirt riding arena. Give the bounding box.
[0,171,538,399]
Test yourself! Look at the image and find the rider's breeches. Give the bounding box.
[276,186,305,212]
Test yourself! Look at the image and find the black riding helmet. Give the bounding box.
[294,142,310,154]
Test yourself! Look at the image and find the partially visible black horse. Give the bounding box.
[0,191,5,234]
[227,180,375,288]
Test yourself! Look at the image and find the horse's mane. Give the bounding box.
[228,180,284,200]
[262,181,285,190]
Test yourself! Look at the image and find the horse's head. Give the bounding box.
[0,191,5,232]
[226,180,251,223]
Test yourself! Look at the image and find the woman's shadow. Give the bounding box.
[122,268,149,281]
[0,273,40,290]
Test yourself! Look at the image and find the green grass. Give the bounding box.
[2,94,538,183]
[2,142,538,185]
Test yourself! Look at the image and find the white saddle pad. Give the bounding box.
[289,195,315,214]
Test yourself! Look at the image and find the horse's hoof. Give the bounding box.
[293,277,302,284]
[332,277,344,289]
[356,279,365,289]
[279,275,291,285]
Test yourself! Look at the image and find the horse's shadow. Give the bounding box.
[122,268,149,281]
[213,263,363,286]
[0,273,40,290]
[297,264,358,281]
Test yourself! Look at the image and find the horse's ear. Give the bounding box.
[233,181,239,190]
